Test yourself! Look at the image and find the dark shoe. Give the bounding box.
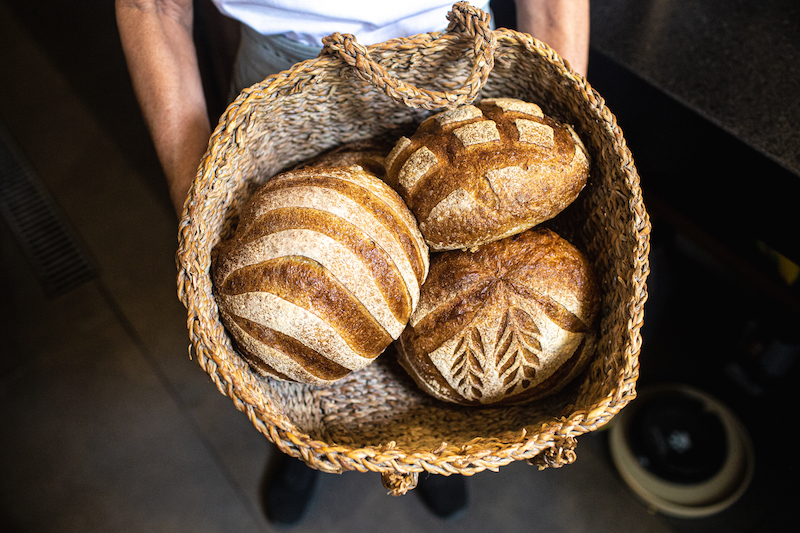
[261,453,319,526]
[416,473,468,519]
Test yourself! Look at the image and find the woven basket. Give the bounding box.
[176,2,650,495]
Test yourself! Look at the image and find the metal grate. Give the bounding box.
[0,123,97,297]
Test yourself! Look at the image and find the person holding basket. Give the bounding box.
[116,0,590,525]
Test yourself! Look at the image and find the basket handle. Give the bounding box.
[320,1,496,110]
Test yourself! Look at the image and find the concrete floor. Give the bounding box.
[0,1,779,532]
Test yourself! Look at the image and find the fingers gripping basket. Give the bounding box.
[176,2,650,495]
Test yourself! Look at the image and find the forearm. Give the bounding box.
[116,0,211,215]
[514,0,590,76]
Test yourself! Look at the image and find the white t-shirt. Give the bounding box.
[211,0,492,47]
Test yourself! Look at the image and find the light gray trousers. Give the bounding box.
[229,24,321,98]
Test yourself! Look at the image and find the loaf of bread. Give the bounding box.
[384,98,590,251]
[397,227,599,405]
[212,166,429,385]
[297,139,393,179]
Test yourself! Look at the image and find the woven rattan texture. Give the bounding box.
[177,3,650,493]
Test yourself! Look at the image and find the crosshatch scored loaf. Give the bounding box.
[212,166,430,385]
[397,227,600,406]
[384,97,590,251]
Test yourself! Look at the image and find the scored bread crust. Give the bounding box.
[397,227,600,406]
[212,166,429,385]
[384,98,590,251]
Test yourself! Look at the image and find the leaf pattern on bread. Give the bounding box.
[450,326,486,400]
[495,306,542,396]
[398,227,600,405]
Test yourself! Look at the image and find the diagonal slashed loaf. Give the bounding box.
[384,98,590,251]
[397,227,599,405]
[212,166,429,385]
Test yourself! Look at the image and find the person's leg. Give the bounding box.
[261,452,319,525]
[416,473,469,519]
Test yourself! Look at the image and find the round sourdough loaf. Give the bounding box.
[212,166,429,385]
[298,139,394,180]
[397,227,599,405]
[384,98,590,251]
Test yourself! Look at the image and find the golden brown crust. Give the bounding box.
[397,228,599,405]
[385,98,590,251]
[220,256,393,359]
[251,171,429,286]
[227,313,353,381]
[297,138,394,179]
[234,207,412,322]
[212,166,429,385]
